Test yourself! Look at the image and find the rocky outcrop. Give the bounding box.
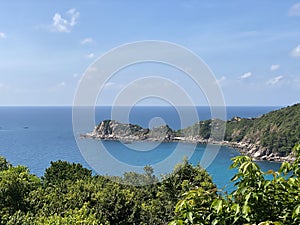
[224,141,296,163]
[81,120,176,142]
[81,103,300,163]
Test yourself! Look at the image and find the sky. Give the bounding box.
[0,0,300,106]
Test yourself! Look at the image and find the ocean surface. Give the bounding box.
[0,106,282,192]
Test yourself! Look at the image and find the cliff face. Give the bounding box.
[94,120,148,138]
[82,104,300,162]
[85,120,175,142]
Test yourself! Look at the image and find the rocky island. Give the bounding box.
[81,103,300,162]
[81,120,177,142]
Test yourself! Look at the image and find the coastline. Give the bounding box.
[80,103,300,163]
[80,133,295,163]
[221,141,295,163]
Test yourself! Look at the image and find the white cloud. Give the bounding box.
[58,81,66,87]
[86,53,95,59]
[267,75,283,85]
[270,64,280,71]
[240,72,252,79]
[67,8,78,26]
[49,82,66,92]
[0,32,6,38]
[289,3,300,16]
[87,67,98,73]
[81,38,94,44]
[216,76,226,84]
[103,81,124,90]
[105,82,117,87]
[291,44,300,57]
[51,8,79,33]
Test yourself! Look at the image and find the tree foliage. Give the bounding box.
[170,143,300,225]
[0,166,40,224]
[42,160,92,186]
[0,157,11,172]
[0,158,215,224]
[1,143,299,224]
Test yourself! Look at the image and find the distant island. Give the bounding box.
[81,103,300,162]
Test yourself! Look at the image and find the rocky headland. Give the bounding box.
[81,103,300,163]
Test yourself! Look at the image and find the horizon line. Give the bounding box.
[0,105,286,107]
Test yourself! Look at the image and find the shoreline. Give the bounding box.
[80,133,295,163]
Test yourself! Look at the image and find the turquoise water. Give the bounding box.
[0,106,281,192]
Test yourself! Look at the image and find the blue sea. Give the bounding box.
[0,106,282,192]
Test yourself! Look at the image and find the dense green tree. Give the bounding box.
[142,158,217,224]
[42,160,92,186]
[0,166,40,224]
[4,205,108,225]
[0,157,11,172]
[1,143,299,225]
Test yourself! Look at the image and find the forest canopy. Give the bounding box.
[0,144,300,225]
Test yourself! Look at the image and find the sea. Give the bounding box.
[0,106,282,192]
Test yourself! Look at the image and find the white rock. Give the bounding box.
[253,151,262,158]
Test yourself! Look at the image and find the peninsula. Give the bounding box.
[81,103,300,162]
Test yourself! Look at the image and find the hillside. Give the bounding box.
[227,103,300,155]
[180,103,300,159]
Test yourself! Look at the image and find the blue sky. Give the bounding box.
[0,0,300,106]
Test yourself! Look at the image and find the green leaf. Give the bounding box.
[242,204,250,215]
[212,199,223,213]
[187,212,193,223]
[231,203,240,215]
[212,219,219,225]
[292,204,300,219]
[245,192,251,204]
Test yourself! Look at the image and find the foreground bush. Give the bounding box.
[0,158,215,224]
[170,144,300,225]
[1,144,299,224]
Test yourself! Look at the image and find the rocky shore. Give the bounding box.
[81,120,296,163]
[222,141,295,163]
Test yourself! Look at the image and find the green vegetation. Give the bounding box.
[238,104,300,155]
[0,157,215,224]
[178,120,213,139]
[181,103,300,156]
[0,144,299,224]
[170,143,300,224]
